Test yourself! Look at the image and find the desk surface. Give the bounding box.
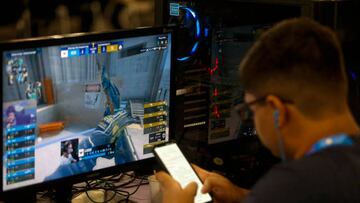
[34,173,154,203]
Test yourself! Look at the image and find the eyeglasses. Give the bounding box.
[235,96,293,121]
[235,96,267,121]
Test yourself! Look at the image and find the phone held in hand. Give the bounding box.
[154,143,212,203]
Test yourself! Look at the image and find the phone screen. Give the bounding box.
[154,143,212,203]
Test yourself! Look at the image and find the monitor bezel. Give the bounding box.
[0,26,177,194]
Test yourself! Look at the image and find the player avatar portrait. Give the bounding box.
[60,139,79,165]
[3,100,37,129]
[5,106,17,128]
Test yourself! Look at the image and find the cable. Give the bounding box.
[70,173,149,203]
[126,178,144,196]
[84,181,118,203]
[116,177,144,203]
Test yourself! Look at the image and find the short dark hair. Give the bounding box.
[61,141,71,154]
[239,18,348,118]
[6,105,16,116]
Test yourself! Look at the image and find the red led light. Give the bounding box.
[213,88,218,97]
[213,105,221,118]
[208,57,219,75]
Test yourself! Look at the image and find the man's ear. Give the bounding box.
[266,95,288,128]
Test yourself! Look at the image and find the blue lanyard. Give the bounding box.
[307,134,354,156]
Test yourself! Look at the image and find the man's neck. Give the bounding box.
[291,111,360,159]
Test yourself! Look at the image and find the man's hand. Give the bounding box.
[193,165,249,203]
[156,171,198,203]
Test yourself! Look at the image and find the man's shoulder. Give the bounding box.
[285,143,360,174]
[291,142,360,176]
[276,143,360,187]
[243,144,360,203]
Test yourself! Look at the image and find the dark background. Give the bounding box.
[1,0,359,189]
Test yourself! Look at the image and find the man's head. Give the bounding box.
[239,18,350,158]
[62,141,73,156]
[6,106,16,123]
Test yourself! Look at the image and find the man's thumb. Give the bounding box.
[184,182,198,197]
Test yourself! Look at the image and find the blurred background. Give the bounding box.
[0,0,155,40]
[1,0,359,189]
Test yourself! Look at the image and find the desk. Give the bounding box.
[35,173,155,203]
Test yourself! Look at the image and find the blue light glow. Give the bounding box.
[177,56,191,61]
[350,70,357,80]
[177,6,201,62]
[204,28,209,37]
[196,20,201,38]
[191,41,199,54]
[183,7,196,18]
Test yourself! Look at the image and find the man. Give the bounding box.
[156,18,360,203]
[5,105,17,128]
[60,141,77,165]
[5,105,32,128]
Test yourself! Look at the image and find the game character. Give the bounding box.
[98,62,121,116]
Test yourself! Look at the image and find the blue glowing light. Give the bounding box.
[177,56,191,61]
[183,7,196,18]
[177,6,201,62]
[182,7,200,38]
[196,20,201,38]
[350,70,357,80]
[204,28,209,38]
[191,41,199,54]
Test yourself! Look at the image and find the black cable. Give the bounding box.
[115,174,137,187]
[99,173,124,183]
[37,190,55,200]
[70,173,149,203]
[115,176,146,202]
[121,181,149,189]
[126,177,144,196]
[115,190,130,203]
[84,181,118,203]
[118,175,149,189]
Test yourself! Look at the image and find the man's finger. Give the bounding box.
[155,171,178,188]
[192,164,210,181]
[184,182,198,197]
[201,176,218,194]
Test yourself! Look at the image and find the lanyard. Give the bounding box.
[307,134,354,156]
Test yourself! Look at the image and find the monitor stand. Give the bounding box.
[54,183,73,203]
[2,190,36,203]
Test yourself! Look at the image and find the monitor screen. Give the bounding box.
[1,29,172,191]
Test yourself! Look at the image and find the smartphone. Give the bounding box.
[154,143,212,203]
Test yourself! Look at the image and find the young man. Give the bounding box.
[156,18,360,203]
[5,105,17,128]
[60,141,77,165]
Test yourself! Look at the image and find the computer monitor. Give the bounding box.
[0,27,174,192]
